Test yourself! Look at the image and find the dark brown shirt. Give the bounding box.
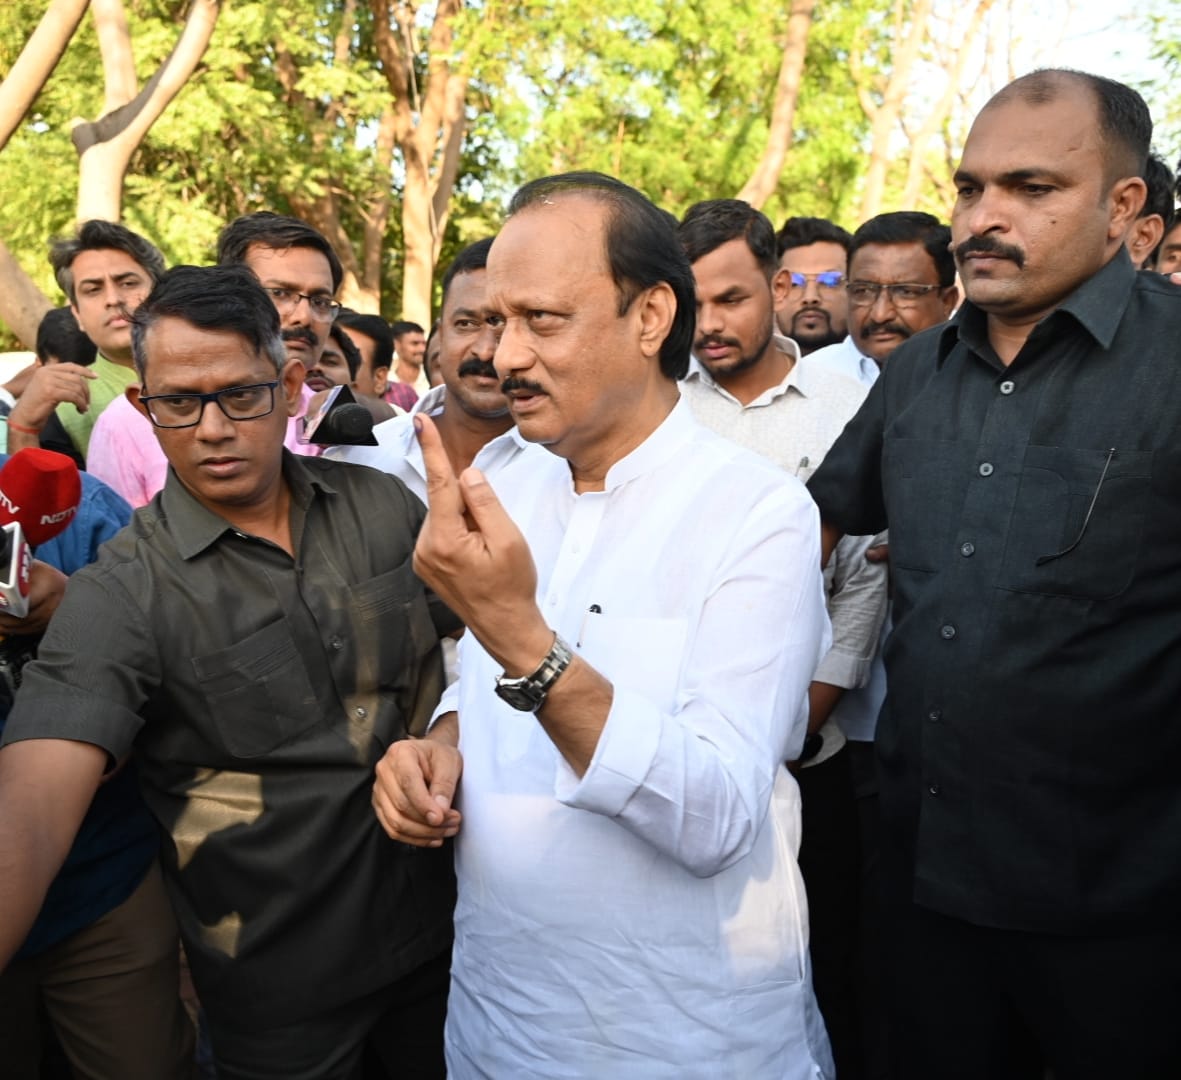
[4,452,455,1027]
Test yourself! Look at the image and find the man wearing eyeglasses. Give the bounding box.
[776,217,853,355]
[810,212,959,388]
[0,265,457,1079]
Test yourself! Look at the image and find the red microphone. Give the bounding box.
[0,448,83,617]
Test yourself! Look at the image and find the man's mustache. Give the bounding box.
[458,358,500,380]
[694,335,741,352]
[955,236,1026,267]
[282,326,318,347]
[860,321,910,339]
[500,375,546,395]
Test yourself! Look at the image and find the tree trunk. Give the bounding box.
[0,0,91,154]
[73,0,221,222]
[735,0,816,208]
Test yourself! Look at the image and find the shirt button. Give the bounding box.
[978,462,994,477]
[940,624,957,640]
[330,636,344,650]
[927,708,942,723]
[355,706,368,719]
[928,783,941,796]
[999,380,1015,395]
[960,541,975,557]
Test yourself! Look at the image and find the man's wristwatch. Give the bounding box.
[494,634,573,712]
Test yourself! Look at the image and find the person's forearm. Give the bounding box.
[535,656,614,776]
[426,710,460,747]
[807,681,845,735]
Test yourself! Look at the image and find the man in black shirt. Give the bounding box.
[0,265,455,1079]
[808,70,1181,1080]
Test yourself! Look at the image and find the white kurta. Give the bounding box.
[441,398,835,1078]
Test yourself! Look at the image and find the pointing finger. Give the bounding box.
[414,413,465,522]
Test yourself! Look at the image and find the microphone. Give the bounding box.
[0,448,83,618]
[300,384,378,446]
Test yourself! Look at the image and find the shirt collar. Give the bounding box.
[166,450,335,560]
[938,249,1136,364]
[683,334,805,404]
[410,383,448,417]
[600,395,697,492]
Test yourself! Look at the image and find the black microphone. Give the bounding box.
[300,384,378,446]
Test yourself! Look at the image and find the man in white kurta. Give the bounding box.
[373,173,835,1079]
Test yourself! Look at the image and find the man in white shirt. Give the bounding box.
[679,198,888,1079]
[373,172,835,1078]
[329,239,528,500]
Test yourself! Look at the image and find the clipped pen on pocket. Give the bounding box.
[577,604,602,648]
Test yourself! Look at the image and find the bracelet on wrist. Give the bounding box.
[5,419,42,436]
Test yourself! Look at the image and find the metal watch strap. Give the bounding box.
[493,634,573,712]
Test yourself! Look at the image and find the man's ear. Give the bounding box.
[1108,176,1148,242]
[372,364,390,397]
[635,282,677,360]
[126,383,149,420]
[939,283,960,318]
[1125,214,1164,270]
[280,358,305,417]
[771,267,791,314]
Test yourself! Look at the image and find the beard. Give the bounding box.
[788,308,843,352]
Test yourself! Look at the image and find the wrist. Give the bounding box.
[5,417,42,436]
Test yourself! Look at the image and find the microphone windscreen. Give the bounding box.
[310,403,377,445]
[0,448,83,546]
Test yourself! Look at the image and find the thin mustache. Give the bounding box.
[501,376,545,395]
[282,327,317,346]
[695,336,741,350]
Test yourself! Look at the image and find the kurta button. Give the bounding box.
[940,624,956,640]
[927,709,942,722]
[928,783,941,796]
[355,706,368,719]
[960,541,975,557]
[330,636,344,650]
[999,380,1015,395]
[978,462,994,477]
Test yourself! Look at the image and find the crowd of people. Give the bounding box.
[0,66,1179,1080]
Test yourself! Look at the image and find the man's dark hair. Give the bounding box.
[776,216,853,259]
[441,238,495,305]
[507,171,696,380]
[216,211,343,292]
[335,309,394,373]
[678,200,778,279]
[36,306,97,367]
[327,322,362,379]
[49,220,166,305]
[849,212,956,287]
[988,70,1152,185]
[131,265,286,382]
[390,320,425,340]
[1140,152,1175,228]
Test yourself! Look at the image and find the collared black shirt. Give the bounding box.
[808,250,1181,934]
[4,453,456,1027]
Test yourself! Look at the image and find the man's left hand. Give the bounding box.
[413,414,552,674]
[0,561,68,636]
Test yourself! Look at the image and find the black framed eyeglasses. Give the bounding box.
[787,270,845,292]
[846,282,943,307]
[261,286,341,322]
[139,382,280,429]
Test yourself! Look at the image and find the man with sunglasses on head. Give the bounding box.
[776,217,853,355]
[0,265,457,1080]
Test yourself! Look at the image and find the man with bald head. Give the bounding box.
[374,173,835,1077]
[809,70,1181,1078]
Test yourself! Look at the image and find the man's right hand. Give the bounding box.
[372,713,463,847]
[8,363,98,434]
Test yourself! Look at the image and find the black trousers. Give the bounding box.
[798,745,863,1079]
[208,947,451,1080]
[881,898,1181,1080]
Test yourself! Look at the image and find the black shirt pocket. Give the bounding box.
[881,437,961,573]
[998,446,1151,600]
[193,619,323,758]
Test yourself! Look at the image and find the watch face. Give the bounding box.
[494,681,542,712]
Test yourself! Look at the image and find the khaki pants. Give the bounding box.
[0,860,195,1080]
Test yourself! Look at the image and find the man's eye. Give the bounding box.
[267,287,293,302]
[158,396,196,410]
[895,286,926,301]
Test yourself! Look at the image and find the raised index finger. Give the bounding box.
[414,413,465,522]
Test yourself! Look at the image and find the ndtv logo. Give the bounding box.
[0,491,16,516]
[41,508,76,525]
